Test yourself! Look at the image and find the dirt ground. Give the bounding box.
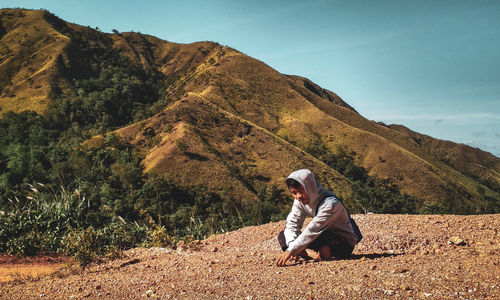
[1,214,499,299]
[0,255,71,284]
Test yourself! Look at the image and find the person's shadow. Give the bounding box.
[284,252,403,266]
[348,252,403,260]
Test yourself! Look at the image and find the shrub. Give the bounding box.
[175,139,188,152]
[64,226,102,267]
[417,201,449,214]
[144,213,175,247]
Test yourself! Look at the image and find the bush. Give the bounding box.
[417,201,449,214]
[143,213,175,247]
[63,222,148,267]
[0,183,85,255]
[64,226,102,267]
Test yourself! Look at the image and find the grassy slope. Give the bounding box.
[285,75,500,207]
[0,9,70,114]
[115,94,352,203]
[134,40,498,208]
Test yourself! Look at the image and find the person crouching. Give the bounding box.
[276,169,359,266]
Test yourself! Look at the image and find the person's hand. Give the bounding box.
[276,250,292,267]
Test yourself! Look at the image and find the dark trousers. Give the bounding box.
[278,230,353,259]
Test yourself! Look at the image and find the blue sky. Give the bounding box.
[5,0,500,157]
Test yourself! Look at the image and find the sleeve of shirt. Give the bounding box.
[283,200,306,246]
[287,199,341,256]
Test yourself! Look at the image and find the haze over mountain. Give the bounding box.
[1,9,499,213]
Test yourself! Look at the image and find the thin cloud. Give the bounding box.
[373,112,500,122]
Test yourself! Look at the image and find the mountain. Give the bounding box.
[1,8,499,214]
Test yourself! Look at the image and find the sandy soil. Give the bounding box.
[1,214,499,299]
[0,255,71,284]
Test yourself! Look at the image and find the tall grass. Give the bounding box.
[1,183,81,256]
[0,183,165,266]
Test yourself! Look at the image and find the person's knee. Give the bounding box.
[319,246,331,260]
[330,243,354,259]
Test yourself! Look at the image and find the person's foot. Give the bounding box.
[305,249,321,261]
[296,249,309,258]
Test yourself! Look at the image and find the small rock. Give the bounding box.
[370,265,377,270]
[384,290,394,295]
[448,236,466,246]
[306,291,313,300]
[212,247,218,252]
[39,294,45,298]
[95,285,102,290]
[391,268,408,274]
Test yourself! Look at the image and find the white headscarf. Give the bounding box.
[287,169,332,208]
